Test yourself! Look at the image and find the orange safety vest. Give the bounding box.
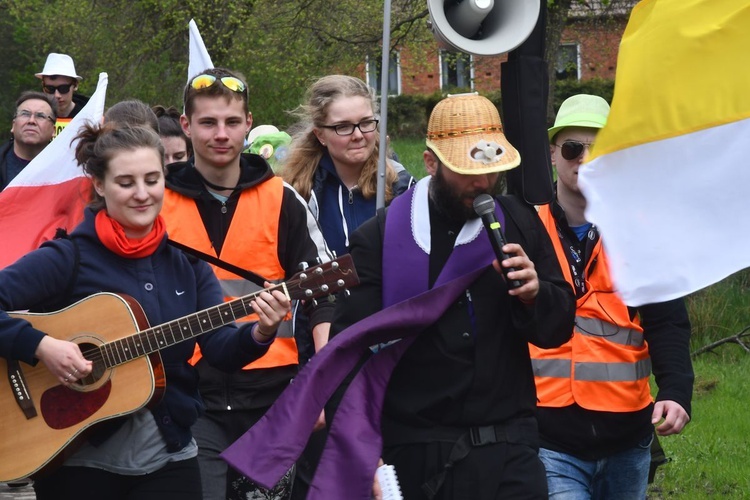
[530,204,652,413]
[162,176,298,370]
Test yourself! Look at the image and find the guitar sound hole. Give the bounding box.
[73,342,109,391]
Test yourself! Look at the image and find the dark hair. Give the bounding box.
[104,99,159,133]
[183,67,249,118]
[74,123,164,210]
[16,91,58,120]
[152,104,193,157]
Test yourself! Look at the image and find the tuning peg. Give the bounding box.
[298,262,309,271]
[344,290,351,297]
[311,298,318,306]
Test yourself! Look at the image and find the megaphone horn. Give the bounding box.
[427,0,540,57]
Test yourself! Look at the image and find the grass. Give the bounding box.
[648,270,750,497]
[648,355,750,498]
[392,137,428,180]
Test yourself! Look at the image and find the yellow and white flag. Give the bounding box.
[579,0,750,306]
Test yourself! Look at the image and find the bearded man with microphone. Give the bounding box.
[326,93,576,499]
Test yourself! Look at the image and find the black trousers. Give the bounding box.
[384,441,548,500]
[33,457,202,500]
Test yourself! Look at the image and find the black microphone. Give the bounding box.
[473,194,523,289]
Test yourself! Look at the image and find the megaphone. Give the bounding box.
[427,0,540,56]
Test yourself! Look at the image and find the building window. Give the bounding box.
[367,52,400,95]
[440,50,473,91]
[556,43,580,80]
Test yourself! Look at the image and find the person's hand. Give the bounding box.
[251,281,292,342]
[492,243,539,304]
[313,409,326,432]
[652,400,690,435]
[34,335,93,385]
[372,458,385,500]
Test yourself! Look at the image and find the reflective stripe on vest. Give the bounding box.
[530,204,652,412]
[533,357,652,382]
[162,176,297,370]
[575,316,644,347]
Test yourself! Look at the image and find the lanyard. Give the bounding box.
[554,216,600,297]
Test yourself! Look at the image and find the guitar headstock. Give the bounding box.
[285,254,359,301]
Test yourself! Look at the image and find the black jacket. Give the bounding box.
[331,194,576,435]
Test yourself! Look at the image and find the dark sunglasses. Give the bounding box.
[42,83,74,95]
[189,74,247,94]
[555,140,594,161]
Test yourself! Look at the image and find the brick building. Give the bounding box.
[364,1,637,96]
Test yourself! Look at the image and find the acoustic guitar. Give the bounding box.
[0,255,358,482]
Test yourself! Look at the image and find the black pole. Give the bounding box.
[501,5,554,205]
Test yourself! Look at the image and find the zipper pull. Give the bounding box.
[348,190,354,204]
[221,202,228,214]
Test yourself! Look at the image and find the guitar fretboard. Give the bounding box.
[98,288,271,368]
[93,254,357,368]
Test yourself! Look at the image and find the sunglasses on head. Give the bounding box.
[189,74,247,94]
[556,140,594,161]
[42,83,74,95]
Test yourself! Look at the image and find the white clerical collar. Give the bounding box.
[411,176,483,255]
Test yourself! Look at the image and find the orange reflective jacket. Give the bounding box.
[530,204,652,412]
[162,176,297,370]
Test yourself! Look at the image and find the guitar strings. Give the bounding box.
[74,283,289,369]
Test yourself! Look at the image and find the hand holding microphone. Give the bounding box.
[473,194,523,289]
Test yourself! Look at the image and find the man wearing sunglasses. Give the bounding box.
[35,53,89,136]
[161,68,333,500]
[531,94,694,498]
[1,91,57,191]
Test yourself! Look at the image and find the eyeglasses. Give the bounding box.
[190,74,247,94]
[14,109,55,124]
[42,83,74,95]
[319,119,379,136]
[555,140,594,161]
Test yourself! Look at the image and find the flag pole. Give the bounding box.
[376,0,392,209]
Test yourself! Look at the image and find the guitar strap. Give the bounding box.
[167,239,269,287]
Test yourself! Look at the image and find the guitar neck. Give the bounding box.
[95,254,358,369]
[99,283,289,368]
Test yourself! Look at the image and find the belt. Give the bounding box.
[421,417,538,499]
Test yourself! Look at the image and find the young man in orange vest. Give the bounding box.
[161,67,333,500]
[532,94,694,498]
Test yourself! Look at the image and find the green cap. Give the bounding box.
[548,94,610,142]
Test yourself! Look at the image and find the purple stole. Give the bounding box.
[222,178,504,498]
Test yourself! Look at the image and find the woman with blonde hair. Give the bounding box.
[280,74,414,257]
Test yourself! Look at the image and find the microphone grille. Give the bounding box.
[473,193,495,216]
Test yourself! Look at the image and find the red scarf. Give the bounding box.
[95,210,166,259]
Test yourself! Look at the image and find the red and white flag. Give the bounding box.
[0,73,108,269]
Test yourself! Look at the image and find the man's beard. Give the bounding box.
[429,164,483,224]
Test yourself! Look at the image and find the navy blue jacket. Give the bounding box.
[0,208,271,451]
[309,153,415,256]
